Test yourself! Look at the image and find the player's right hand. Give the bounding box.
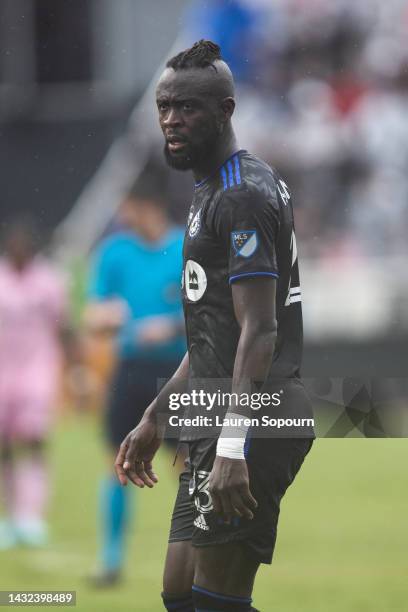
[115,416,161,489]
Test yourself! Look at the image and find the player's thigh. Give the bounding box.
[189,436,313,574]
[163,540,195,595]
[194,541,260,598]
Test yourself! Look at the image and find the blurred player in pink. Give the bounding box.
[0,216,68,548]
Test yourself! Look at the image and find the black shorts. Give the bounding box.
[105,356,180,449]
[169,436,313,564]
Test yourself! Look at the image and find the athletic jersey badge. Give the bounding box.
[184,259,207,302]
[188,208,202,238]
[231,230,258,257]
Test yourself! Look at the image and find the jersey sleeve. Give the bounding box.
[213,186,280,284]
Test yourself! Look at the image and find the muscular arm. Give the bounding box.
[209,277,277,521]
[230,277,277,407]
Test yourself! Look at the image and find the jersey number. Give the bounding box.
[285,231,301,306]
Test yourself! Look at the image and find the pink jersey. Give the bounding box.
[0,257,67,437]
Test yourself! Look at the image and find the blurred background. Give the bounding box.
[0,1,407,611]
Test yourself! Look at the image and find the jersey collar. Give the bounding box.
[194,150,247,189]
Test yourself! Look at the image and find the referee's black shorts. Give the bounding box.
[105,356,180,449]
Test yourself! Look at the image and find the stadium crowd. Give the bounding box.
[181,0,408,259]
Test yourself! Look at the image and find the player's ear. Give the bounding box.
[220,97,235,120]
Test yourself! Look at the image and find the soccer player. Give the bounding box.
[115,40,314,611]
[0,216,68,548]
[85,180,186,585]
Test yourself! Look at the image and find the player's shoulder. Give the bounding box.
[218,150,281,203]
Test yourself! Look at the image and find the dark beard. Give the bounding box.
[163,130,219,172]
[163,143,194,171]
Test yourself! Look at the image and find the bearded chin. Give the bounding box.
[163,130,219,172]
[164,144,194,171]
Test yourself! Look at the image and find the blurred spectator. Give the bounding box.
[84,173,185,586]
[0,216,70,548]
[185,0,266,82]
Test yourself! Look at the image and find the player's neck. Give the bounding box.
[193,128,239,184]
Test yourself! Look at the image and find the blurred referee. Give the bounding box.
[85,175,185,586]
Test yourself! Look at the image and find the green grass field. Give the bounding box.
[1,415,407,611]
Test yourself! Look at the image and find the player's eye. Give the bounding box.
[158,102,169,112]
[183,102,194,111]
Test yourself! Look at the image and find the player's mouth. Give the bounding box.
[167,137,188,153]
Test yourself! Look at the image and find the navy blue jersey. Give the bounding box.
[182,150,302,383]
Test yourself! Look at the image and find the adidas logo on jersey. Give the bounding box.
[194,513,209,531]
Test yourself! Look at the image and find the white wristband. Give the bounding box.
[216,412,250,460]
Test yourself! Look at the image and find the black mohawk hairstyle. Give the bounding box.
[166,39,222,71]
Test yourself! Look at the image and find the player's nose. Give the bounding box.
[163,107,183,127]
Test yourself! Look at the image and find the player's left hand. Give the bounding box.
[209,456,258,523]
[115,417,161,488]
